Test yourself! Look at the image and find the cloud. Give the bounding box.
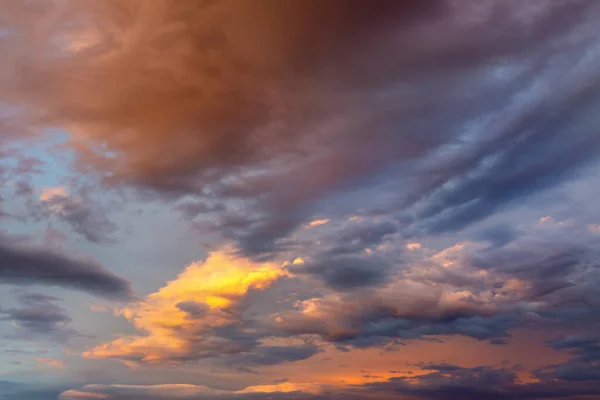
[356,363,600,400]
[287,254,392,290]
[0,292,76,341]
[0,237,133,299]
[307,219,330,228]
[542,335,600,382]
[0,381,65,400]
[57,363,600,400]
[3,1,600,257]
[222,345,321,368]
[2,1,600,397]
[39,185,118,244]
[1,0,440,192]
[270,219,600,348]
[60,382,326,400]
[36,357,65,369]
[271,283,514,347]
[84,250,290,364]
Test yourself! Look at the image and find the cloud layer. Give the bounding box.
[1,1,600,399]
[2,0,599,258]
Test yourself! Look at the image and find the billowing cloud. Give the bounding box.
[0,237,132,299]
[542,335,600,382]
[2,0,600,256]
[271,219,600,348]
[84,251,293,364]
[1,1,600,398]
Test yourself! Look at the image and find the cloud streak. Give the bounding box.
[0,238,132,299]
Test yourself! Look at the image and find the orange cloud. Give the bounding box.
[307,218,330,227]
[36,357,65,369]
[39,186,69,202]
[60,390,108,399]
[84,250,286,364]
[239,382,323,394]
[60,382,327,399]
[406,242,422,250]
[60,384,227,399]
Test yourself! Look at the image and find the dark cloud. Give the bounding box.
[222,345,320,367]
[0,0,443,190]
[288,255,392,290]
[359,363,600,400]
[271,286,515,348]
[271,221,600,349]
[0,381,64,400]
[464,225,600,311]
[59,362,600,399]
[0,238,133,299]
[2,1,600,397]
[542,335,600,382]
[2,1,599,257]
[176,301,210,319]
[0,292,76,341]
[325,220,398,257]
[471,224,520,248]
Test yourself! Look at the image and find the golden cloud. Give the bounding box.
[84,250,286,363]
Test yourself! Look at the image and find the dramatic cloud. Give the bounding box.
[270,219,600,348]
[1,1,600,399]
[2,0,599,256]
[288,254,392,290]
[84,251,294,365]
[0,238,132,299]
[543,335,600,382]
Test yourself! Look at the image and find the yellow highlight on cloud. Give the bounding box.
[84,251,286,363]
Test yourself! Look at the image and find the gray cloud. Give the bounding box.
[2,1,600,397]
[0,381,64,400]
[39,187,119,244]
[542,335,600,382]
[0,292,77,341]
[270,221,600,349]
[222,345,320,368]
[288,255,392,290]
[2,1,600,258]
[0,238,133,299]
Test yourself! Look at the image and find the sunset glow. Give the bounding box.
[1,1,600,399]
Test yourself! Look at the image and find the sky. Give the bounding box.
[1,0,600,399]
